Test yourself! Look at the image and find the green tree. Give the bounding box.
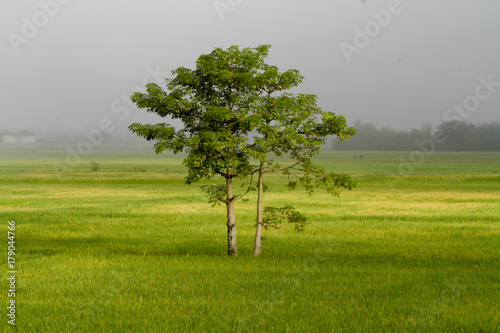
[129,45,304,255]
[249,92,356,256]
[129,44,356,256]
[478,121,500,151]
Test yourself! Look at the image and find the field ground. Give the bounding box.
[0,149,499,332]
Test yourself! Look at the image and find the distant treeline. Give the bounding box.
[333,120,500,151]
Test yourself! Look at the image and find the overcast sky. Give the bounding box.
[1,0,499,135]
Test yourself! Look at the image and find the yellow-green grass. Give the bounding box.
[0,149,499,332]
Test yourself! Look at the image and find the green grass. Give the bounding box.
[0,149,499,332]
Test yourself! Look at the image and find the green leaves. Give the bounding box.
[131,45,272,184]
[129,44,323,188]
[201,184,226,206]
[263,205,307,232]
[128,123,186,154]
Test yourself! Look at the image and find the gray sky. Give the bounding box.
[1,0,499,135]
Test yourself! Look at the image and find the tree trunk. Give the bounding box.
[226,176,237,255]
[253,160,265,256]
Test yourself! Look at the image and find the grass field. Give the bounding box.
[0,149,499,332]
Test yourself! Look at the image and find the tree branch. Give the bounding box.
[215,169,239,179]
[263,223,281,229]
[264,161,300,173]
[287,172,303,179]
[233,173,255,201]
[263,213,289,219]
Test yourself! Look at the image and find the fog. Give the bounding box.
[1,0,499,139]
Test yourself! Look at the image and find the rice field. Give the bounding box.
[0,149,498,332]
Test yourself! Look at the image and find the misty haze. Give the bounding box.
[1,1,499,142]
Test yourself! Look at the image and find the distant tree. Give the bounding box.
[332,120,409,150]
[334,119,499,151]
[478,121,500,151]
[437,121,480,151]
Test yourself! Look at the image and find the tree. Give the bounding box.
[478,121,500,151]
[129,45,304,255]
[129,44,356,256]
[437,121,481,151]
[249,93,356,256]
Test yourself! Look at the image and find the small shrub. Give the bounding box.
[124,166,147,172]
[132,167,147,172]
[90,161,100,172]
